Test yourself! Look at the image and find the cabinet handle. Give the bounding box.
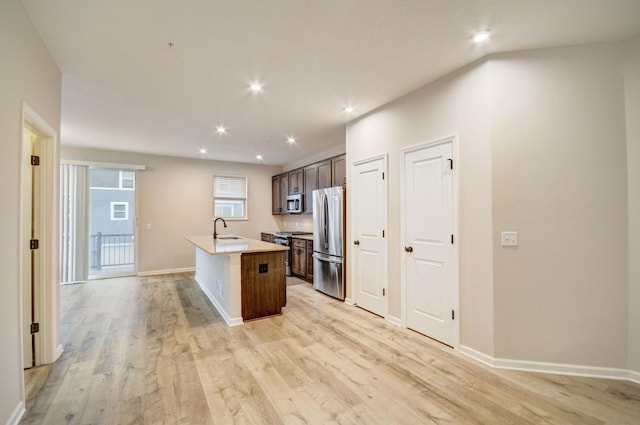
[404,246,413,253]
[354,240,360,245]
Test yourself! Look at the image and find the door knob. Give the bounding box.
[404,246,413,252]
[354,240,360,245]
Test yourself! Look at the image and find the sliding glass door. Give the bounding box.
[61,164,139,283]
[88,167,137,278]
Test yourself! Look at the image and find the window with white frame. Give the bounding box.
[213,175,247,219]
[90,168,135,190]
[111,202,129,220]
[119,170,135,189]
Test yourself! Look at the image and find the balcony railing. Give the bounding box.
[90,232,135,271]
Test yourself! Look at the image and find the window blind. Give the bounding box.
[213,175,247,198]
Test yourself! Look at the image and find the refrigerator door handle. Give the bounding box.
[322,193,329,249]
[313,253,343,264]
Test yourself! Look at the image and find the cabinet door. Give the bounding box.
[318,160,332,189]
[306,240,314,282]
[261,232,273,242]
[279,173,289,211]
[304,164,318,213]
[291,239,307,276]
[332,155,346,187]
[272,176,281,214]
[241,251,286,320]
[288,169,303,194]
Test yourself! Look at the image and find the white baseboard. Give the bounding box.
[460,345,639,384]
[6,401,25,425]
[193,274,243,327]
[459,345,495,367]
[137,267,195,277]
[54,344,64,362]
[344,297,355,306]
[386,314,402,327]
[628,369,640,384]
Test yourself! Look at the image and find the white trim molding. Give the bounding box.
[60,159,146,170]
[6,401,25,425]
[137,267,195,277]
[460,345,640,384]
[386,315,402,327]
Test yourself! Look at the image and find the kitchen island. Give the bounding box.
[185,235,289,326]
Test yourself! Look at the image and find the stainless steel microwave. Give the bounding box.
[286,193,303,214]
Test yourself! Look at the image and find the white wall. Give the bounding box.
[347,40,637,371]
[624,36,640,374]
[0,0,61,423]
[490,44,629,367]
[347,61,495,355]
[61,147,281,273]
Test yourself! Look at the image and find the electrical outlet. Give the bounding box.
[501,231,518,247]
[146,223,152,230]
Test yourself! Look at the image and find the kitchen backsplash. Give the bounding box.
[275,215,314,232]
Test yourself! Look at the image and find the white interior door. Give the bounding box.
[352,156,387,316]
[404,139,457,347]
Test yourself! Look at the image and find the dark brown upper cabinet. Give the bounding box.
[303,160,330,214]
[272,153,346,215]
[271,173,290,215]
[271,175,282,214]
[288,168,304,194]
[331,154,346,187]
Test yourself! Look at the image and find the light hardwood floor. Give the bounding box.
[21,273,640,424]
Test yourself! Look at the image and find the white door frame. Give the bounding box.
[350,153,389,317]
[19,102,62,378]
[400,135,460,348]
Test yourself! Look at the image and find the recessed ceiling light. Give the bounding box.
[472,31,491,43]
[216,126,227,135]
[199,147,207,154]
[256,154,263,160]
[249,82,263,93]
[287,137,296,144]
[343,106,354,113]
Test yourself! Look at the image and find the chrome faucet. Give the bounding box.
[213,217,227,239]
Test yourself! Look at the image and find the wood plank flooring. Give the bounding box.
[21,273,640,424]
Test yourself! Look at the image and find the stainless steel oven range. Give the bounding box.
[273,231,312,276]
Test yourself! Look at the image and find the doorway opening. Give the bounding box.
[88,167,137,279]
[60,165,138,282]
[20,102,60,378]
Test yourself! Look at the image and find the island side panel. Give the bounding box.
[241,251,287,321]
[193,248,243,326]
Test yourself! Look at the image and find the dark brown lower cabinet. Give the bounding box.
[306,240,314,282]
[241,251,286,321]
[291,238,314,283]
[291,238,306,277]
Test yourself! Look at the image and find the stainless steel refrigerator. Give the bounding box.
[313,186,345,300]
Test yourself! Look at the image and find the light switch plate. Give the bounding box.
[501,231,518,247]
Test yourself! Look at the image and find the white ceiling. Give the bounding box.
[22,0,640,166]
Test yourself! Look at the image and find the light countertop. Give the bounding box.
[291,234,314,241]
[185,235,290,255]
